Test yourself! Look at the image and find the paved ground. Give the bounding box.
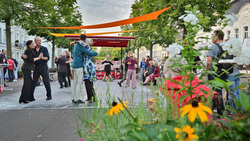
[0,78,155,141]
[0,74,249,141]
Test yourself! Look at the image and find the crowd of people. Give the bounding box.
[0,30,242,113]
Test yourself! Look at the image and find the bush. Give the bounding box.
[18,69,22,78]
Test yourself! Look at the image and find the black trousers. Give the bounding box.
[142,73,150,82]
[30,64,51,99]
[84,79,95,101]
[8,69,14,82]
[20,69,32,102]
[208,73,228,115]
[119,70,127,84]
[58,72,68,87]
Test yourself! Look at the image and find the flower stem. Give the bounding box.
[117,97,153,141]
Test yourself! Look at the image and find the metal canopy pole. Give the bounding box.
[120,46,123,79]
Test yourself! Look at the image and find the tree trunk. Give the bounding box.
[5,19,12,58]
[51,37,55,68]
[150,41,153,59]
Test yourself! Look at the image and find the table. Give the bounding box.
[0,64,13,92]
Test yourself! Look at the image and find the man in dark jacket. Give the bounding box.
[0,49,8,86]
[55,52,69,88]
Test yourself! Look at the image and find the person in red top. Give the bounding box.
[145,55,151,68]
[125,54,138,89]
[7,57,14,82]
[143,61,160,85]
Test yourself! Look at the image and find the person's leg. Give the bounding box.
[30,68,40,100]
[8,69,11,82]
[72,69,78,101]
[85,79,95,101]
[19,69,32,102]
[228,74,236,108]
[40,65,52,98]
[72,68,84,102]
[64,72,68,87]
[119,70,127,84]
[132,70,136,88]
[58,72,64,88]
[235,75,240,99]
[126,70,132,87]
[14,68,18,80]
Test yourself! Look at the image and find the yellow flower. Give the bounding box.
[147,98,158,102]
[174,125,199,141]
[106,101,128,118]
[180,101,212,123]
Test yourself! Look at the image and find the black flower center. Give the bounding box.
[192,101,198,107]
[184,132,188,138]
[112,102,117,107]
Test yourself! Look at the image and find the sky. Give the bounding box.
[76,0,134,36]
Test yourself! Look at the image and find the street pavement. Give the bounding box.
[0,78,154,141]
[0,74,249,141]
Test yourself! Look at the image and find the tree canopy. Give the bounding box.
[122,0,231,58]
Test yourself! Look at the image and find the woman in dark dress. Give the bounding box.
[19,40,41,104]
[102,54,113,81]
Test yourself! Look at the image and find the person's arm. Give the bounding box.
[79,46,98,56]
[110,61,113,66]
[134,59,138,64]
[102,60,106,64]
[206,56,212,70]
[41,47,49,61]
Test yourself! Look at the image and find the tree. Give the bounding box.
[19,0,82,68]
[123,0,231,58]
[0,0,52,58]
[98,48,113,57]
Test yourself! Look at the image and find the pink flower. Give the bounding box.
[79,139,83,141]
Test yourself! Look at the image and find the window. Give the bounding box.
[244,26,248,38]
[21,34,24,46]
[235,28,239,38]
[0,28,2,42]
[16,32,19,41]
[17,52,20,61]
[227,31,231,39]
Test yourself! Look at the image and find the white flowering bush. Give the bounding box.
[234,47,250,65]
[166,43,183,57]
[222,38,242,56]
[179,10,199,25]
[217,13,238,27]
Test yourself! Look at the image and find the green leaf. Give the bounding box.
[233,97,242,109]
[120,123,138,133]
[239,92,250,111]
[179,95,189,105]
[125,124,176,141]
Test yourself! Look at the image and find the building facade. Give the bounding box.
[195,1,250,46]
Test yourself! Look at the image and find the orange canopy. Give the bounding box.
[29,6,173,29]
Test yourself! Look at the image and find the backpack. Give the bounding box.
[215,43,234,75]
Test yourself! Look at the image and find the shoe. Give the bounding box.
[29,99,36,102]
[65,86,68,88]
[13,80,17,82]
[46,97,52,100]
[19,101,29,104]
[132,87,137,89]
[59,86,63,89]
[213,109,217,113]
[76,100,84,104]
[118,82,122,87]
[4,84,8,87]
